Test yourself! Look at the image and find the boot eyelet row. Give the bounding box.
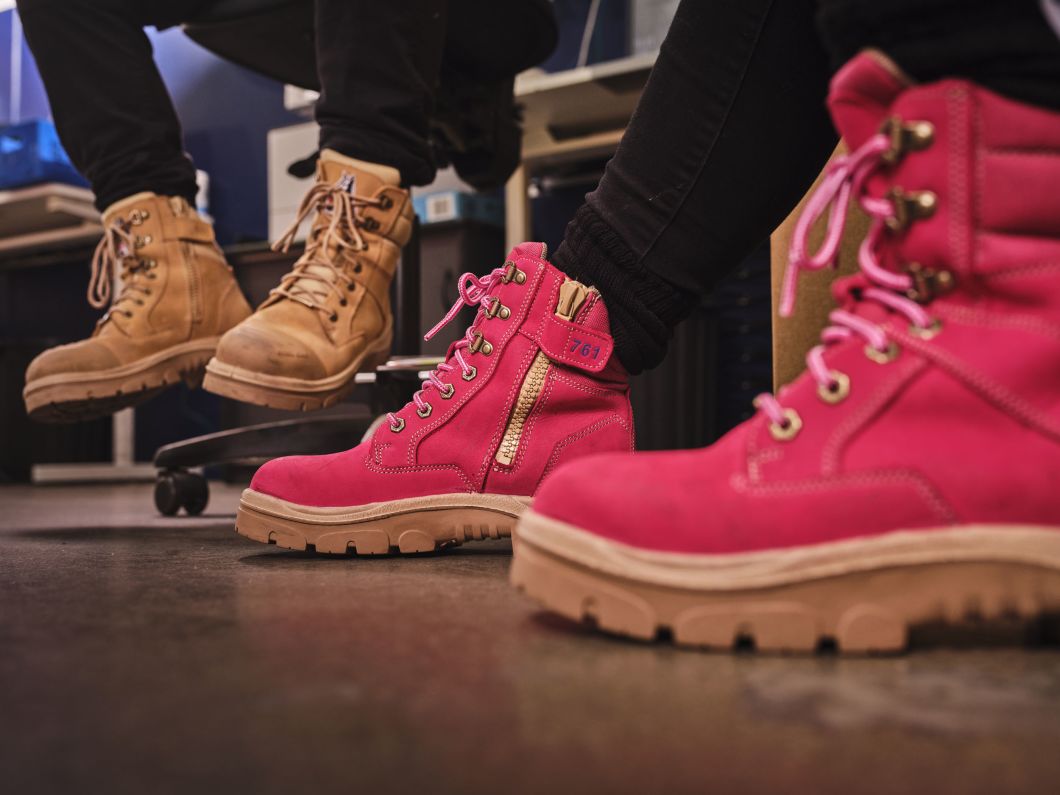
[817,370,851,404]
[486,298,510,319]
[417,403,433,418]
[439,384,455,399]
[469,332,493,356]
[768,408,803,442]
[390,417,406,433]
[864,342,900,364]
[908,319,943,340]
[462,366,477,381]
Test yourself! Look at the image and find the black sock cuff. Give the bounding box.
[552,204,698,374]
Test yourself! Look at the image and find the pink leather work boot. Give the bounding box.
[511,51,1060,653]
[236,243,634,554]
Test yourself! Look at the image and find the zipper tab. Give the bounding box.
[495,278,595,466]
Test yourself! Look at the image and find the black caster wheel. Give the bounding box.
[154,469,209,516]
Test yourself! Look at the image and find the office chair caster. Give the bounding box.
[155,468,209,517]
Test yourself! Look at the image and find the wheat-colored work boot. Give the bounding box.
[23,192,252,422]
[203,149,414,410]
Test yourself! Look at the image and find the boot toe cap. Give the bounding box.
[25,340,122,383]
[214,319,328,380]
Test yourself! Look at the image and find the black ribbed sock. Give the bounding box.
[551,204,699,375]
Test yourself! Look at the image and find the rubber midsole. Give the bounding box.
[515,510,1060,592]
[241,488,532,528]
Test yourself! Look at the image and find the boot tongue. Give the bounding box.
[827,50,913,149]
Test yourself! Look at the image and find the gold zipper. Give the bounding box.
[495,280,594,466]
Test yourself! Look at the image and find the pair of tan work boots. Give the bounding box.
[23,150,415,421]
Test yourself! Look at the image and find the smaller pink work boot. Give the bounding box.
[511,51,1060,653]
[236,243,633,554]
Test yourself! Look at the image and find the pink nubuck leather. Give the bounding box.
[529,51,1060,554]
[249,243,634,507]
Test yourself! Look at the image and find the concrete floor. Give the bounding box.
[2,484,1060,794]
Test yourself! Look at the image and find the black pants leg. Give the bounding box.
[15,0,207,212]
[556,0,1060,375]
[314,0,448,187]
[555,0,837,375]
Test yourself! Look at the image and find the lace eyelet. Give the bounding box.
[340,298,348,307]
[908,319,942,340]
[378,195,393,210]
[469,332,493,356]
[347,283,356,291]
[486,298,510,320]
[439,383,455,399]
[502,261,526,284]
[354,264,363,273]
[817,371,851,404]
[390,417,406,433]
[416,403,433,419]
[462,366,477,381]
[768,409,803,442]
[330,313,339,322]
[864,342,900,364]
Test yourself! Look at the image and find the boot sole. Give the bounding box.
[201,333,391,411]
[511,510,1060,654]
[236,488,532,555]
[22,338,220,423]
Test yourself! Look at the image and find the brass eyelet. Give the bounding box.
[768,409,803,442]
[865,342,900,364]
[329,313,339,322]
[340,298,348,307]
[486,298,510,319]
[885,188,938,231]
[817,371,851,404]
[469,332,493,356]
[439,383,455,399]
[390,417,406,433]
[880,117,935,164]
[462,366,477,381]
[378,195,393,210]
[502,261,526,284]
[904,262,955,304]
[416,403,433,419]
[909,319,943,340]
[134,234,152,248]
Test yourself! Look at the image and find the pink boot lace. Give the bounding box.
[385,265,509,430]
[755,131,940,433]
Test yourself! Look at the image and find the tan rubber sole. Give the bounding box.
[511,510,1060,654]
[202,332,391,411]
[236,488,532,555]
[23,338,219,423]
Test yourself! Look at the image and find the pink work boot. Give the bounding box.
[236,243,634,554]
[512,51,1060,653]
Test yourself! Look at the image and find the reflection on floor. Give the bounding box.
[2,483,1060,794]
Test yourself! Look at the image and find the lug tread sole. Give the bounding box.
[236,493,530,556]
[511,516,1060,655]
[24,347,214,423]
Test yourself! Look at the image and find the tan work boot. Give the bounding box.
[203,149,414,410]
[23,193,252,422]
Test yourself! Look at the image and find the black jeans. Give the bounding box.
[14,0,540,210]
[555,0,1060,374]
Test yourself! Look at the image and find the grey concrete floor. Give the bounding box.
[2,483,1060,794]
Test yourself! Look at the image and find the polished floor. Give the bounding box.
[2,483,1060,794]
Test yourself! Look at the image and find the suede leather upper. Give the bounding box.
[250,243,635,507]
[532,52,1060,554]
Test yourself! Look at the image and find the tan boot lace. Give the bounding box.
[87,217,157,321]
[270,177,387,320]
